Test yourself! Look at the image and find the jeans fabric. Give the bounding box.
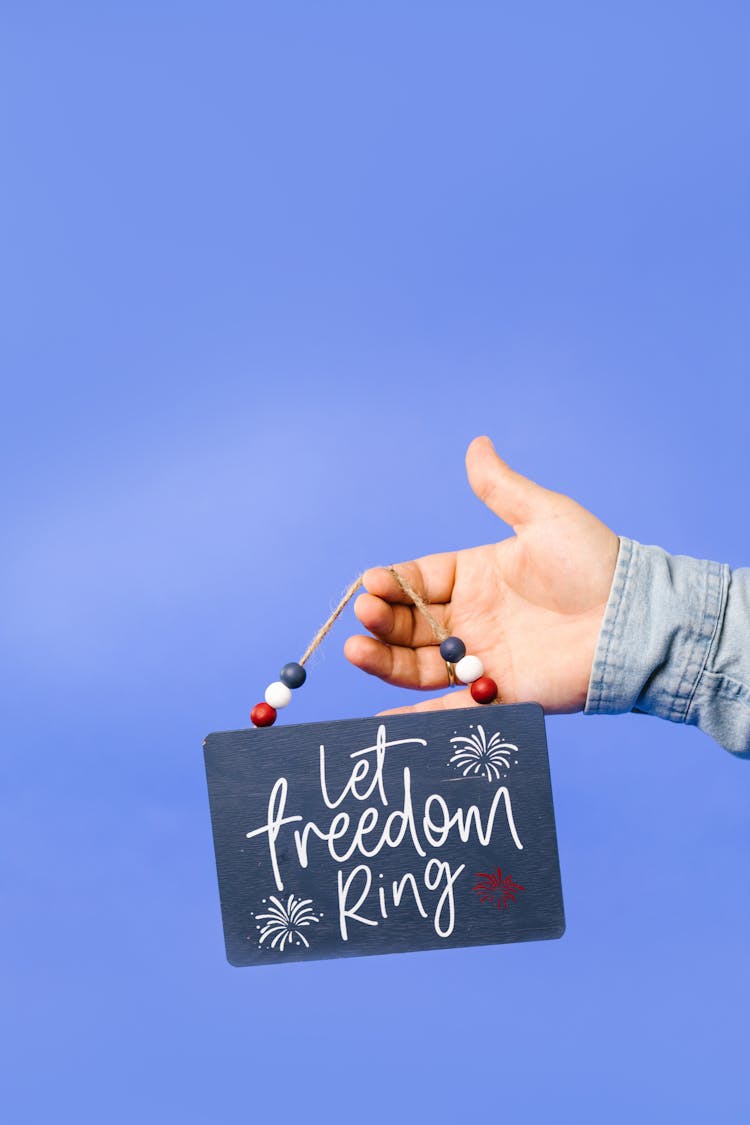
[584,535,750,757]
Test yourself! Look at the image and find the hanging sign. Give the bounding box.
[203,702,564,966]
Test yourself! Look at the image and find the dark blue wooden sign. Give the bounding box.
[203,703,564,966]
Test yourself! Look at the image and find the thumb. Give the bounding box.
[465,435,555,529]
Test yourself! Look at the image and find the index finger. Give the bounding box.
[362,550,457,606]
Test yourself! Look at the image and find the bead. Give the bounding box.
[471,676,498,704]
[439,636,466,663]
[251,702,277,727]
[265,681,292,709]
[279,661,306,689]
[455,654,484,683]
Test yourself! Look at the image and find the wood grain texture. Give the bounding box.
[203,703,564,967]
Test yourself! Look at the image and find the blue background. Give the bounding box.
[3,3,749,1121]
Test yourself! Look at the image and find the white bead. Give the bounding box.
[455,654,484,684]
[265,681,292,709]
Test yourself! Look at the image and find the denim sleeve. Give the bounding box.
[583,535,750,757]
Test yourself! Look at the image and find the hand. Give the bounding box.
[344,436,620,715]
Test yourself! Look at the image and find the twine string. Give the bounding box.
[299,575,364,665]
[299,567,447,666]
[387,567,448,643]
[297,566,502,704]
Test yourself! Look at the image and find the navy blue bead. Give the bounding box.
[440,636,466,663]
[280,661,307,689]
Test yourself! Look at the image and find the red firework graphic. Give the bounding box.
[473,868,525,910]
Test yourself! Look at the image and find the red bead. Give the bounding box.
[470,676,498,704]
[251,702,277,727]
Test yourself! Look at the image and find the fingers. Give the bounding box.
[353,592,450,648]
[361,553,456,606]
[376,688,476,716]
[344,634,454,690]
[347,554,457,689]
[465,435,555,529]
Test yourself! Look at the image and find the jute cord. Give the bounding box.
[300,567,451,667]
[298,567,500,703]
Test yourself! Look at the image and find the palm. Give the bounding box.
[344,438,620,716]
[439,506,618,711]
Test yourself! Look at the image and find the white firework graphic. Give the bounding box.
[253,894,321,951]
[449,724,518,781]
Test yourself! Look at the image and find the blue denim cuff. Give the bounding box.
[584,535,727,725]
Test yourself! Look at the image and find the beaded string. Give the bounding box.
[250,567,501,727]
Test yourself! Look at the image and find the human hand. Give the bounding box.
[344,436,620,715]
